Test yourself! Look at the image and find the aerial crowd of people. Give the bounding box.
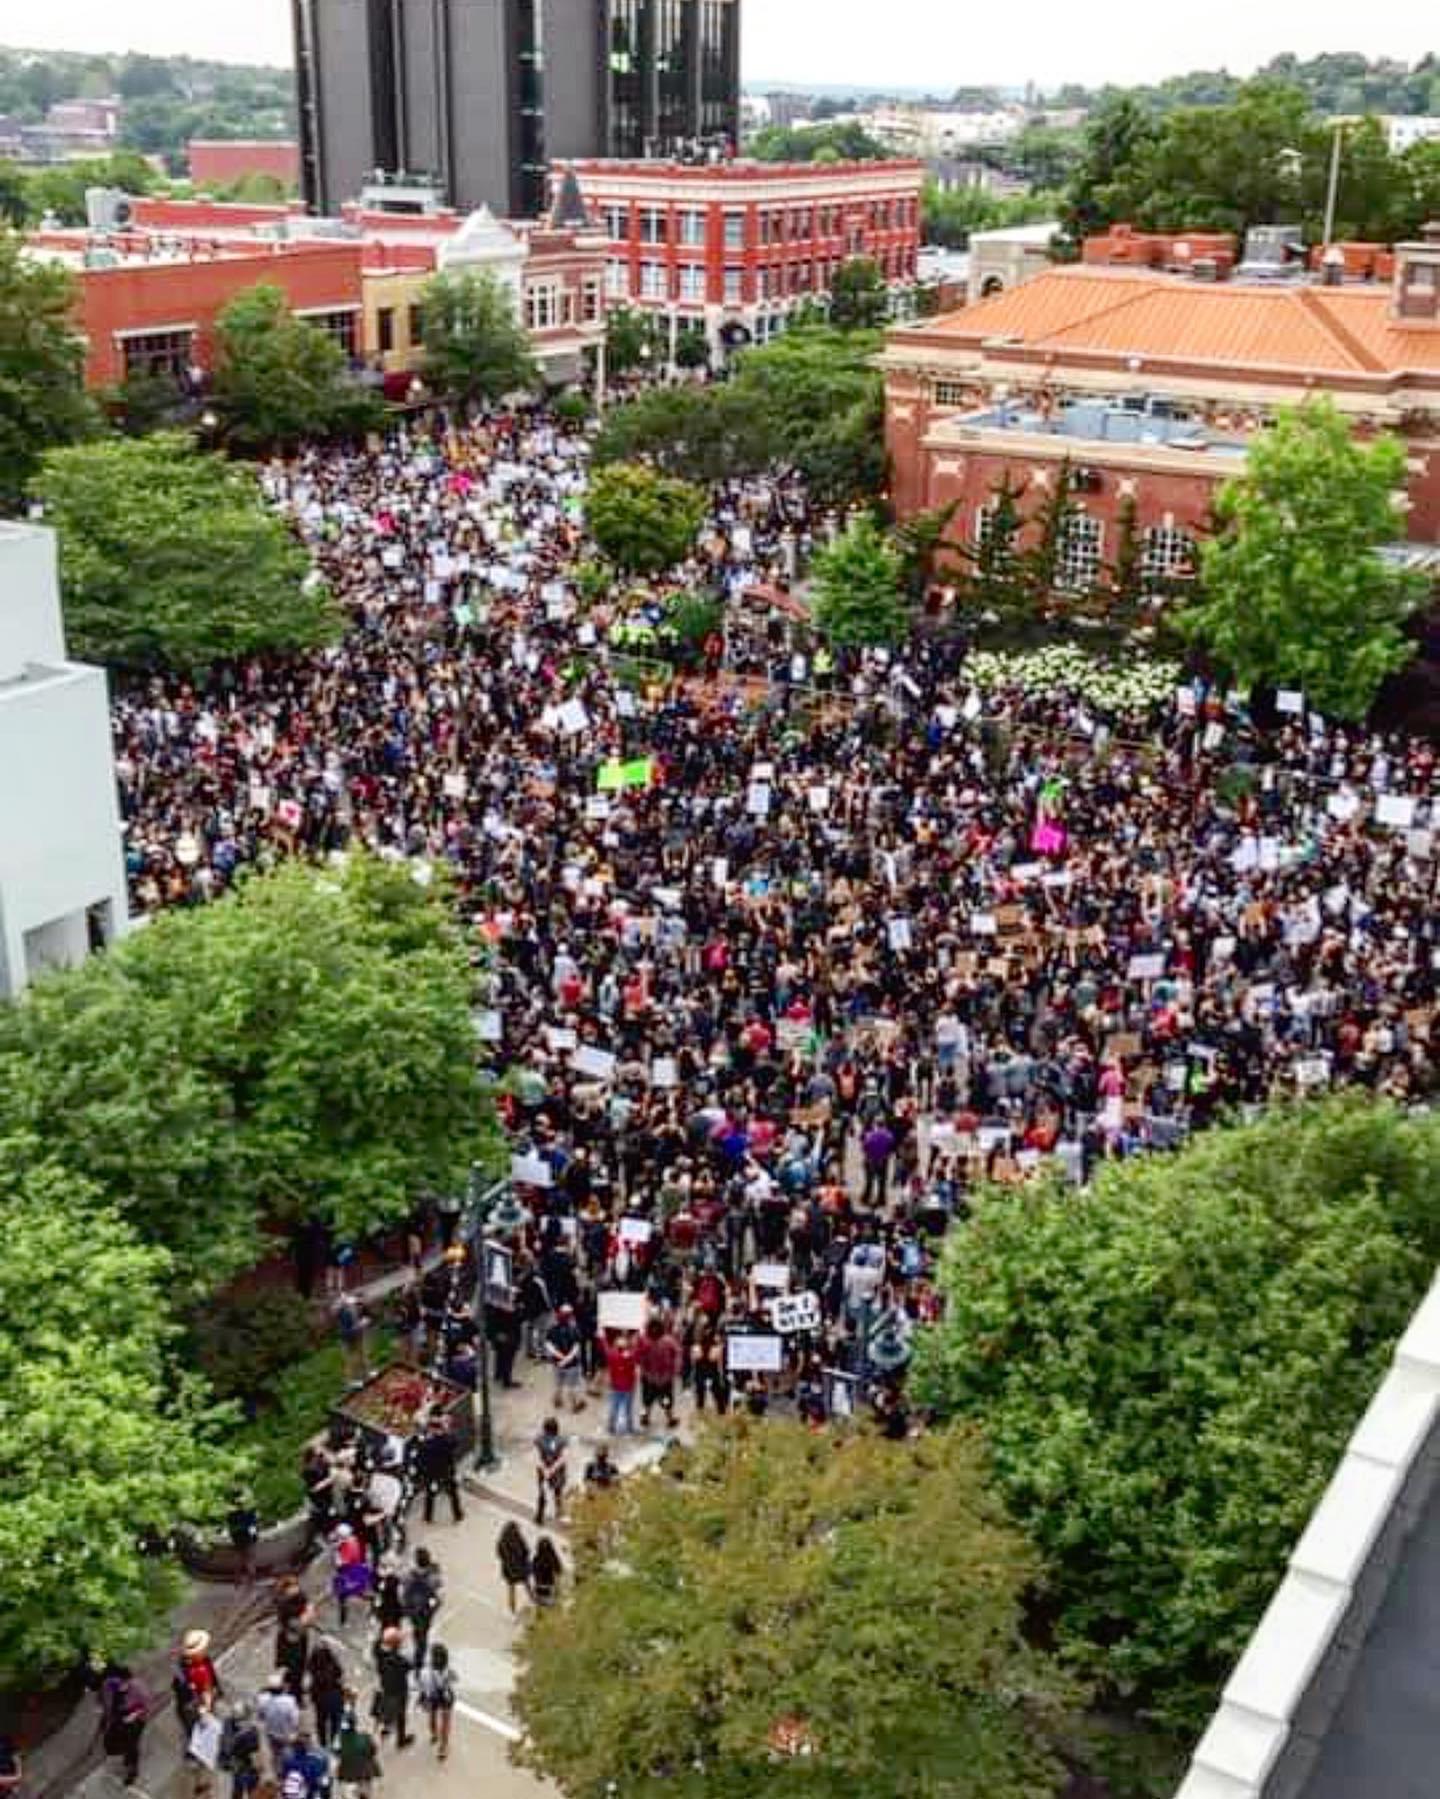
[90,397,1440,1794]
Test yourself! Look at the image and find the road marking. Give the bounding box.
[456,1699,523,1743]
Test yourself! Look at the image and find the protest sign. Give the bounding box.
[770,1291,822,1334]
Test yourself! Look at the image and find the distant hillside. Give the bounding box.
[0,44,293,173]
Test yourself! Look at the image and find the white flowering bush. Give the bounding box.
[966,645,1181,717]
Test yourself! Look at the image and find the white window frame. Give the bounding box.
[640,260,668,301]
[723,264,744,304]
[604,203,629,241]
[1141,525,1195,591]
[117,323,195,381]
[640,205,668,245]
[679,264,706,303]
[1057,511,1104,592]
[723,210,746,251]
[679,208,706,247]
[605,258,630,298]
[525,280,562,331]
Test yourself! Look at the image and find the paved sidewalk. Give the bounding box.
[65,1354,681,1799]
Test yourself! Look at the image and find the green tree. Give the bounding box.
[1022,461,1078,599]
[1061,94,1160,246]
[0,231,96,511]
[1106,491,1147,621]
[1185,398,1424,718]
[673,323,710,370]
[0,1143,240,1679]
[587,462,706,574]
[514,1419,1074,1799]
[914,1097,1440,1732]
[29,432,337,671]
[0,857,497,1295]
[812,513,908,647]
[827,257,890,330]
[604,304,663,377]
[1128,81,1311,235]
[212,283,381,453]
[749,120,890,163]
[964,471,1029,617]
[421,268,537,405]
[593,326,885,505]
[0,160,26,226]
[892,500,960,601]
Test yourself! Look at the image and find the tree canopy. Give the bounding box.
[0,856,498,1294]
[514,1418,1074,1799]
[421,267,538,405]
[586,462,707,574]
[594,326,885,506]
[0,230,96,511]
[749,120,890,163]
[1060,77,1440,245]
[29,431,337,671]
[211,283,381,452]
[1185,398,1424,719]
[913,1096,1440,1731]
[812,513,909,646]
[0,1142,240,1679]
[827,257,890,330]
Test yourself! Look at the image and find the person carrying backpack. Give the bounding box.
[218,1702,263,1799]
[401,1546,444,1669]
[416,1643,457,1761]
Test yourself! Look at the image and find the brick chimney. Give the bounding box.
[1391,220,1440,326]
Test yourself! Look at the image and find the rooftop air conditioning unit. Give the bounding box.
[85,186,132,232]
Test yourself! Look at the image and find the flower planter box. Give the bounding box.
[330,1360,474,1457]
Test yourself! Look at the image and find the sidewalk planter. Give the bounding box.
[331,1361,474,1458]
[176,1509,312,1581]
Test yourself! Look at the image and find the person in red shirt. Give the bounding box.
[637,1318,681,1430]
[602,1332,639,1437]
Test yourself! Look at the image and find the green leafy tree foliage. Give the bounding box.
[914,1097,1440,1732]
[749,120,890,163]
[0,857,497,1294]
[827,257,890,330]
[604,304,663,377]
[1061,95,1160,246]
[514,1419,1074,1799]
[924,182,1061,251]
[963,472,1029,617]
[0,231,96,511]
[587,462,706,574]
[29,432,337,671]
[421,268,538,405]
[1185,398,1424,719]
[812,514,908,647]
[0,1143,240,1679]
[1125,81,1311,236]
[595,326,885,505]
[212,283,381,453]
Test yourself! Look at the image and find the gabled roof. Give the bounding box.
[905,267,1440,379]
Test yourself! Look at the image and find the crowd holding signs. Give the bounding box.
[110,404,1437,1425]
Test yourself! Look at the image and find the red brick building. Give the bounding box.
[26,192,605,392]
[884,226,1440,594]
[562,156,924,356]
[187,140,301,189]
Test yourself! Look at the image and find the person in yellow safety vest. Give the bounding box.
[813,645,835,687]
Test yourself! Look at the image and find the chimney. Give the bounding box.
[1392,222,1440,326]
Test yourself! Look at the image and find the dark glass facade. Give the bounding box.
[603,0,738,158]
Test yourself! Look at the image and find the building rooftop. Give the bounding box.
[899,265,1440,380]
[565,155,923,180]
[962,397,1248,458]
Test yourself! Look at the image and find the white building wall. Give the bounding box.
[0,524,128,999]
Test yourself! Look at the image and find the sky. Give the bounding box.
[5,0,1436,91]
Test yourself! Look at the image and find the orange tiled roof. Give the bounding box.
[922,267,1440,377]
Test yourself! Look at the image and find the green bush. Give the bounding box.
[229,1328,395,1523]
[189,1289,321,1404]
[552,389,591,424]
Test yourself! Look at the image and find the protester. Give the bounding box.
[402,1545,444,1669]
[416,1643,457,1761]
[100,1664,149,1788]
[496,1519,533,1613]
[371,1624,413,1750]
[534,1417,569,1526]
[531,1536,564,1607]
[415,1415,464,1525]
[256,1673,300,1778]
[107,403,1435,1434]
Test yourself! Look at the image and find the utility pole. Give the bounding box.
[1322,120,1346,249]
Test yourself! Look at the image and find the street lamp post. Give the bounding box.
[464,1164,510,1472]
